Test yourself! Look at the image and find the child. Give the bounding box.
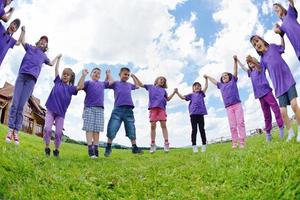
[131,74,176,153]
[176,78,208,153]
[0,19,24,66]
[81,67,112,158]
[0,0,14,23]
[43,55,87,157]
[104,67,143,157]
[250,35,300,142]
[204,56,246,149]
[273,0,300,60]
[235,55,284,141]
[5,34,61,145]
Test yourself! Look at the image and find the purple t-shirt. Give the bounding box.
[247,67,272,99]
[0,22,16,66]
[109,81,137,107]
[19,43,50,79]
[45,76,78,118]
[217,75,241,108]
[83,80,109,108]
[185,92,207,115]
[280,5,300,59]
[144,84,168,110]
[261,44,296,97]
[0,0,5,17]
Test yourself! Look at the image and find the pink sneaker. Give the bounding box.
[232,143,238,149]
[5,131,13,143]
[13,133,19,145]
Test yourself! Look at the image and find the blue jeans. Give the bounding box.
[107,106,136,140]
[8,73,36,131]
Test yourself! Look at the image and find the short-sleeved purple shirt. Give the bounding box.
[185,91,207,115]
[144,84,168,110]
[247,67,272,99]
[45,76,78,118]
[19,43,50,79]
[0,22,16,66]
[280,5,300,59]
[261,44,296,97]
[83,80,109,108]
[217,75,241,108]
[109,81,137,107]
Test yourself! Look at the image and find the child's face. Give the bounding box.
[157,78,166,87]
[251,37,267,53]
[193,84,201,92]
[62,69,73,84]
[247,61,256,69]
[221,73,230,83]
[91,69,101,81]
[7,21,18,34]
[37,38,48,50]
[273,5,285,18]
[119,70,130,81]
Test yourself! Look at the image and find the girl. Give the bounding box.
[235,55,284,141]
[0,19,24,66]
[5,34,61,145]
[43,55,87,157]
[0,0,14,23]
[81,67,113,158]
[273,0,300,60]
[176,77,208,153]
[250,35,300,142]
[204,56,246,149]
[131,74,176,153]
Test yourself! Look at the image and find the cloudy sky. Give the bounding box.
[1,0,300,147]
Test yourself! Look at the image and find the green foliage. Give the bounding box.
[0,124,299,199]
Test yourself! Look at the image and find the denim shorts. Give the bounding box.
[278,84,298,107]
[107,106,136,140]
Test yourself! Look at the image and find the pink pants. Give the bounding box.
[226,103,246,145]
[43,110,64,149]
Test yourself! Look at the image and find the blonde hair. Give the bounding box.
[246,56,262,72]
[154,76,167,88]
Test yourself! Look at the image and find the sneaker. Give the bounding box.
[94,145,99,158]
[239,144,245,149]
[201,145,206,153]
[45,148,51,156]
[287,130,295,142]
[53,149,60,157]
[13,133,19,145]
[297,134,300,143]
[5,131,13,143]
[266,133,272,142]
[192,145,198,153]
[149,144,157,154]
[104,145,112,157]
[132,146,143,154]
[88,145,95,157]
[232,144,238,149]
[164,143,170,153]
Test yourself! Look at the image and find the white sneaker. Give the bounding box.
[164,143,170,153]
[192,145,198,153]
[149,144,156,154]
[201,145,206,153]
[287,130,295,142]
[297,134,300,142]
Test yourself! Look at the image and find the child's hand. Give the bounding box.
[203,74,208,79]
[21,26,25,32]
[106,69,111,75]
[82,69,89,76]
[57,54,62,59]
[233,55,238,61]
[274,23,281,34]
[9,7,15,13]
[174,88,178,93]
[246,55,252,63]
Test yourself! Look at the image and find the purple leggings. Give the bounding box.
[43,110,64,149]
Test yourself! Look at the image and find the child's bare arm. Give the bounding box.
[274,23,283,35]
[77,69,89,90]
[202,77,208,93]
[176,88,186,100]
[280,35,285,50]
[15,26,25,46]
[167,88,177,101]
[289,0,295,7]
[235,56,249,72]
[233,55,238,78]
[131,74,144,88]
[54,55,62,78]
[105,69,114,86]
[204,74,217,86]
[1,7,14,22]
[48,54,62,66]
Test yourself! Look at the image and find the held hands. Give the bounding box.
[105,69,111,75]
[203,74,208,79]
[82,69,89,76]
[21,26,25,32]
[174,88,178,93]
[233,55,238,62]
[8,7,15,13]
[274,23,281,34]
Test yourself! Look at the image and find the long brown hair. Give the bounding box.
[273,3,287,18]
[250,35,269,56]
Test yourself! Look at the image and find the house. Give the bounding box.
[0,82,46,137]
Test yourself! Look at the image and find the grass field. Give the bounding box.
[0,124,299,199]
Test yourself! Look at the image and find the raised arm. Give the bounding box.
[204,74,217,86]
[280,35,285,50]
[48,54,62,66]
[202,77,208,93]
[1,7,14,22]
[77,69,89,90]
[274,23,283,35]
[16,26,25,46]
[289,0,295,7]
[167,88,177,101]
[233,55,238,78]
[131,74,144,88]
[175,88,186,100]
[105,69,114,86]
[235,56,249,72]
[54,54,62,77]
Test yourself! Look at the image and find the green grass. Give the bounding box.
[0,124,299,199]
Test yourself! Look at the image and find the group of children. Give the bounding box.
[1,0,300,158]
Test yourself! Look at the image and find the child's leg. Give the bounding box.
[160,121,169,144]
[43,111,55,148]
[226,105,238,147]
[150,122,157,144]
[198,115,207,145]
[280,107,291,129]
[106,108,122,144]
[93,132,100,145]
[234,103,246,145]
[54,115,64,150]
[259,96,272,134]
[86,132,93,145]
[266,93,284,128]
[290,98,300,126]
[190,115,198,146]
